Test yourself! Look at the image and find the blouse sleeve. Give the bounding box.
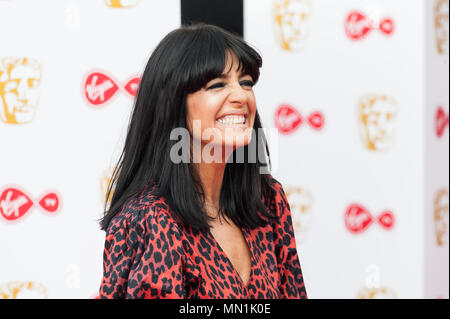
[271,179,308,299]
[99,203,186,299]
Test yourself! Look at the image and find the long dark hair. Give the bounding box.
[99,23,277,232]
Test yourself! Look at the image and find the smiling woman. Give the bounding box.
[98,23,307,299]
[187,50,256,159]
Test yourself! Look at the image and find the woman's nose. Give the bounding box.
[228,83,247,104]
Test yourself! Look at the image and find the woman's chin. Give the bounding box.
[223,137,252,150]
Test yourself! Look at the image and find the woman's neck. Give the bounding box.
[196,161,225,215]
[194,143,235,218]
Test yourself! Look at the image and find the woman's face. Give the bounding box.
[186,51,257,161]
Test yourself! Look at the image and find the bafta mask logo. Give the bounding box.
[435,0,449,54]
[104,0,140,8]
[285,186,313,243]
[100,167,115,206]
[273,0,312,51]
[357,287,396,299]
[357,94,398,152]
[0,281,47,299]
[0,57,41,124]
[434,188,449,246]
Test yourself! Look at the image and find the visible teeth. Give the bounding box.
[216,115,245,125]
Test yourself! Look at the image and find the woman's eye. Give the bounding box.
[240,80,254,88]
[206,82,225,90]
[206,80,254,90]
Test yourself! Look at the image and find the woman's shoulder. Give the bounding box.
[264,174,288,203]
[267,174,284,192]
[263,174,291,220]
[105,182,178,237]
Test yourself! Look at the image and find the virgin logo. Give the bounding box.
[274,104,324,134]
[435,106,449,138]
[345,203,395,234]
[83,71,140,106]
[0,187,60,222]
[345,11,394,40]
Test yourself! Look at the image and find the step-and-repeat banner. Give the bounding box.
[245,0,449,299]
[0,0,448,298]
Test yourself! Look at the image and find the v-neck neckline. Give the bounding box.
[207,226,254,289]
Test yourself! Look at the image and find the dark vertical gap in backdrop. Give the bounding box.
[181,0,244,37]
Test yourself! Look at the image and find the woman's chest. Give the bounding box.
[181,225,280,299]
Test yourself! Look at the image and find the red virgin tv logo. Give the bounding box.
[345,203,395,234]
[345,10,394,40]
[274,104,324,134]
[82,70,140,107]
[435,106,449,138]
[0,186,61,222]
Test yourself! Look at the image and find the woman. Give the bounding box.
[98,23,307,299]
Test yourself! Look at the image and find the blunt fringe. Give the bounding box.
[99,23,277,232]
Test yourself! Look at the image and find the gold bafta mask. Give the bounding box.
[0,57,41,125]
[100,166,116,207]
[434,188,449,246]
[435,0,449,54]
[357,94,398,152]
[285,186,312,243]
[273,0,312,51]
[0,281,47,299]
[104,0,140,8]
[357,287,397,299]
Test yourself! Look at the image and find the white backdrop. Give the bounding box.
[0,0,448,299]
[0,0,181,299]
[245,0,449,298]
